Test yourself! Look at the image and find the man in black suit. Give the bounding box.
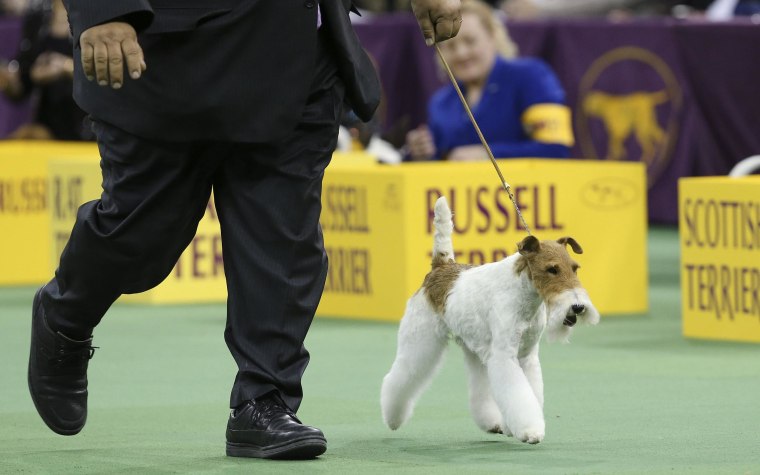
[28,0,461,460]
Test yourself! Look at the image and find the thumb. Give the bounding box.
[415,12,435,46]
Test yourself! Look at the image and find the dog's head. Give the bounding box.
[582,91,605,116]
[517,235,600,342]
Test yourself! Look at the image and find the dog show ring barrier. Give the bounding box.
[0,141,100,285]
[1,141,648,321]
[679,175,760,343]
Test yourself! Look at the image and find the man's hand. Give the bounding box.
[406,125,436,161]
[447,145,488,162]
[411,0,462,46]
[0,66,12,92]
[80,21,146,89]
[30,52,74,85]
[0,61,22,97]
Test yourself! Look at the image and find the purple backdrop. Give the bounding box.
[2,15,759,223]
[0,17,32,138]
[355,15,760,224]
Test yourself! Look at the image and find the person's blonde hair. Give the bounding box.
[461,0,518,59]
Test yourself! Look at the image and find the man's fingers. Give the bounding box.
[412,0,462,45]
[121,38,144,80]
[452,14,463,37]
[105,41,123,88]
[79,22,143,87]
[93,42,109,86]
[81,43,95,80]
[434,18,456,43]
[415,13,436,46]
[408,126,435,158]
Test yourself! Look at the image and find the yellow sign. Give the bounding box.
[125,196,226,304]
[2,141,647,322]
[48,156,102,272]
[125,151,376,303]
[45,151,376,304]
[679,176,760,343]
[0,141,97,285]
[318,159,648,321]
[47,156,226,304]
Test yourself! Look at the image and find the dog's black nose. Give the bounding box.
[563,314,577,327]
[571,304,585,314]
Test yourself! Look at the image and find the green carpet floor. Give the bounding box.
[1,227,759,474]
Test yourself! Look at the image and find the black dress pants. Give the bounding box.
[40,74,344,412]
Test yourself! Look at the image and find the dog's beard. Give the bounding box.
[544,288,600,343]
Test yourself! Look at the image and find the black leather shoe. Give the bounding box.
[28,288,95,435]
[226,393,327,459]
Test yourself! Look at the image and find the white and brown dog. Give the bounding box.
[381,196,599,444]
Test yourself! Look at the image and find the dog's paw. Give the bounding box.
[383,409,409,431]
[486,425,502,434]
[515,426,544,444]
[381,401,413,430]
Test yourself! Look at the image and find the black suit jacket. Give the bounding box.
[64,0,380,142]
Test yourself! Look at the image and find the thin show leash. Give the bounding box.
[433,43,532,236]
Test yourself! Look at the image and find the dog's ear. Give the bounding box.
[517,235,540,255]
[557,237,583,254]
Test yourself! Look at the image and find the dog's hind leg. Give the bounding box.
[381,296,448,430]
[462,346,508,435]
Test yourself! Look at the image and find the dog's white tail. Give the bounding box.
[432,196,454,267]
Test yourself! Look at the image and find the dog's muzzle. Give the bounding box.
[563,304,586,327]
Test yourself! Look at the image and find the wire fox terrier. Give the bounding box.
[381,196,599,444]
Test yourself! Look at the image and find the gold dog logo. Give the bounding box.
[582,90,668,165]
[577,47,682,187]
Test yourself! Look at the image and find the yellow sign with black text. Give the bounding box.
[45,151,377,304]
[679,177,760,343]
[2,141,647,320]
[47,156,227,304]
[318,159,648,320]
[0,142,98,285]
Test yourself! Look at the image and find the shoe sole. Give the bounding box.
[28,288,85,436]
[226,437,327,460]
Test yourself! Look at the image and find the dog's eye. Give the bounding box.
[546,266,559,275]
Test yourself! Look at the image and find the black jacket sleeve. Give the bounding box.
[63,0,154,43]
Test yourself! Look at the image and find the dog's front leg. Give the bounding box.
[487,351,545,444]
[519,347,544,408]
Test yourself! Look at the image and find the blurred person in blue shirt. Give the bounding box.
[502,0,670,18]
[406,0,573,161]
[501,0,760,18]
[704,0,760,18]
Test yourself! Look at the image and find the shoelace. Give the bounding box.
[250,395,298,426]
[49,344,98,369]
